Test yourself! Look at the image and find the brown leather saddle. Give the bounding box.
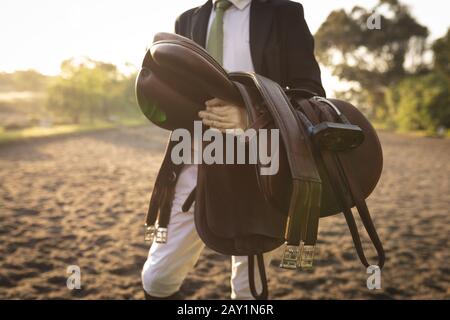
[136,33,385,300]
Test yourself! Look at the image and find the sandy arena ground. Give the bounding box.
[0,126,449,299]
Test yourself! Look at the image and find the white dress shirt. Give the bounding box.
[207,0,255,73]
[173,0,253,212]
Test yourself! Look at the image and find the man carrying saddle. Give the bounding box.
[141,0,325,299]
[139,0,384,300]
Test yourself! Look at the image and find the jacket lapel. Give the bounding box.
[250,0,275,74]
[191,0,213,47]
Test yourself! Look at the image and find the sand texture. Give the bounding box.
[0,126,449,299]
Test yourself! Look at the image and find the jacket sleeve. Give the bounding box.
[282,3,326,97]
[174,9,195,38]
[175,17,180,35]
[174,13,183,35]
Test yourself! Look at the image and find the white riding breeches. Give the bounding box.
[141,164,276,299]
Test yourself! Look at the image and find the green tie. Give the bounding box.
[206,0,233,65]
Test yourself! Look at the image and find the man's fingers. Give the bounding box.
[200,103,247,131]
[205,98,227,108]
[201,118,235,129]
[198,111,226,122]
[206,105,233,114]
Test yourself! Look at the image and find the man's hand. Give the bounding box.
[198,98,248,133]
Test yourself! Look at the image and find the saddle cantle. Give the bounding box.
[136,32,385,300]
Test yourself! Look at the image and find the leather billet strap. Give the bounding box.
[297,98,385,268]
[248,112,272,131]
[146,184,160,228]
[182,187,197,213]
[145,137,182,242]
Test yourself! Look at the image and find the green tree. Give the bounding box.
[385,73,450,132]
[0,70,50,92]
[46,58,138,123]
[315,0,429,119]
[432,28,450,79]
[385,30,450,133]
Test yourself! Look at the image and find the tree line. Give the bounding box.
[315,0,449,133]
[2,0,448,134]
[0,70,51,92]
[0,59,140,128]
[46,58,139,124]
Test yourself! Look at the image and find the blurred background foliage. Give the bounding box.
[316,0,449,134]
[46,58,139,124]
[0,0,448,138]
[0,58,141,137]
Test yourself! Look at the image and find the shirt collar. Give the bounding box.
[212,0,252,11]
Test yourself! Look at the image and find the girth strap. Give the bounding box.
[234,76,322,268]
[298,98,385,268]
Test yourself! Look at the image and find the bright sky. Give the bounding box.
[0,0,448,92]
